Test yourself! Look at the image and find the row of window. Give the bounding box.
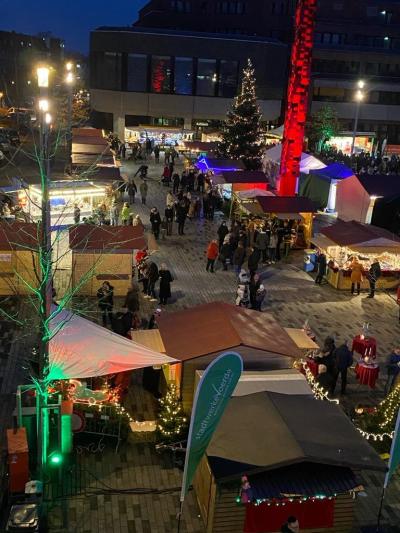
[313,58,400,78]
[313,87,400,106]
[314,32,400,50]
[92,52,239,98]
[170,0,246,14]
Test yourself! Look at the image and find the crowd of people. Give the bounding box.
[319,145,400,175]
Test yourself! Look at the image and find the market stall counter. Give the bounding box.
[312,220,400,290]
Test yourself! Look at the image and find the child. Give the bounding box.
[160,217,168,240]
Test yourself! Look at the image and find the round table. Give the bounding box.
[355,361,379,388]
[352,335,377,359]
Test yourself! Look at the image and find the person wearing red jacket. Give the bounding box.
[206,240,219,273]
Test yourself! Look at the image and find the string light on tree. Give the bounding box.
[156,384,187,442]
[217,59,263,170]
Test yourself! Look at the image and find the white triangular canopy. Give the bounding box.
[48,308,177,380]
[263,143,326,174]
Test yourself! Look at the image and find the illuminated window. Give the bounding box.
[196,59,217,96]
[151,56,171,93]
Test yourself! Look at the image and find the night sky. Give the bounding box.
[1,0,147,53]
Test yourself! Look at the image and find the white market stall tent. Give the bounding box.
[48,308,177,380]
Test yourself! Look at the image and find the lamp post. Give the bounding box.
[65,62,74,172]
[36,65,53,473]
[350,80,365,156]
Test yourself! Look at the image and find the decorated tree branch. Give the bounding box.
[156,384,187,443]
[217,59,263,170]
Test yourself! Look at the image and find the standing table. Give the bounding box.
[355,361,379,388]
[352,335,377,359]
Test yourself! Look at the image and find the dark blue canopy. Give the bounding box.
[314,162,354,180]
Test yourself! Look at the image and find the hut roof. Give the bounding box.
[255,195,317,214]
[320,219,400,247]
[207,392,386,482]
[69,224,146,251]
[0,222,38,251]
[156,302,302,361]
[220,171,268,184]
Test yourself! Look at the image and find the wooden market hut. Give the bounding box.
[313,219,400,290]
[0,222,39,295]
[193,391,385,533]
[214,171,269,193]
[69,224,146,296]
[156,302,302,411]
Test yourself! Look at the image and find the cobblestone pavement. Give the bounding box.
[41,158,400,531]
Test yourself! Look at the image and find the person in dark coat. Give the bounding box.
[367,259,381,298]
[172,173,180,194]
[281,516,299,533]
[247,247,261,276]
[165,205,174,235]
[126,180,137,204]
[249,273,261,309]
[97,281,114,326]
[159,263,173,304]
[150,207,162,240]
[217,221,229,250]
[176,200,188,235]
[146,261,159,301]
[124,284,140,313]
[219,237,232,271]
[233,242,246,275]
[331,340,353,395]
[315,252,327,284]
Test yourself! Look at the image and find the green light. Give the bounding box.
[48,451,63,466]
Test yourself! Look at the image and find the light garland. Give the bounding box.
[356,427,394,442]
[378,384,400,429]
[157,383,187,439]
[297,359,339,404]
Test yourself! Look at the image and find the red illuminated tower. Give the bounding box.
[277,0,318,196]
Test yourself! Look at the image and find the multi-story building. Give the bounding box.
[90,27,288,139]
[0,30,65,106]
[129,0,400,145]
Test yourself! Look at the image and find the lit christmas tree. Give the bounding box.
[217,59,263,170]
[156,384,187,443]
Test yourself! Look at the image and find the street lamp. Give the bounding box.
[351,80,366,155]
[65,63,75,172]
[37,66,49,88]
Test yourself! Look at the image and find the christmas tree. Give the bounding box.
[217,59,263,170]
[156,384,187,443]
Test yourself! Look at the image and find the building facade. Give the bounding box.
[131,0,400,144]
[90,27,287,139]
[0,31,65,106]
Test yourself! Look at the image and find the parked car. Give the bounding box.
[0,127,20,145]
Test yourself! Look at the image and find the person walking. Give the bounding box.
[217,221,229,251]
[150,207,162,240]
[123,284,140,313]
[159,263,173,304]
[110,202,119,226]
[127,180,137,204]
[97,281,114,327]
[385,347,400,394]
[247,247,260,277]
[233,242,246,276]
[154,144,160,164]
[219,236,232,271]
[166,192,174,208]
[367,258,381,298]
[206,239,219,273]
[315,252,327,284]
[172,173,180,195]
[140,181,148,205]
[331,340,353,395]
[176,199,188,236]
[254,284,266,311]
[255,226,268,263]
[350,257,363,295]
[165,205,174,235]
[146,261,159,302]
[121,202,130,226]
[268,229,278,263]
[249,273,261,309]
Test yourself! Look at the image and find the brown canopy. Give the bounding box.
[0,221,38,250]
[256,195,317,214]
[69,225,146,252]
[321,219,400,246]
[156,302,302,361]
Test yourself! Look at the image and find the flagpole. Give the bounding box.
[177,500,184,533]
